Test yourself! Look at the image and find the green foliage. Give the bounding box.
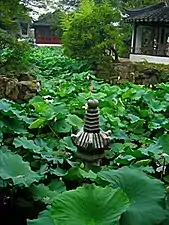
[3,47,169,178]
[61,0,122,63]
[124,0,160,8]
[0,0,33,75]
[0,36,31,74]
[0,25,31,74]
[1,47,169,224]
[28,47,91,78]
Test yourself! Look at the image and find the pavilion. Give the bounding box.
[32,13,61,46]
[125,0,169,64]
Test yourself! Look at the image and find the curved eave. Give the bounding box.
[125,2,165,17]
[125,18,169,23]
[31,24,51,28]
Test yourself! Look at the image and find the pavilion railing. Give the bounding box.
[131,47,169,57]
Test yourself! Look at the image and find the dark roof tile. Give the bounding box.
[125,2,169,23]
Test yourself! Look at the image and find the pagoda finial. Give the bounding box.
[71,99,111,163]
[84,99,100,133]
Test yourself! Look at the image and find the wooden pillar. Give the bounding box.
[135,25,142,53]
[160,27,165,55]
[156,26,160,55]
[131,23,137,53]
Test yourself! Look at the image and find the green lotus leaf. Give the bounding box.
[28,210,54,225]
[54,119,71,133]
[127,114,141,123]
[50,184,129,225]
[30,180,66,203]
[0,149,40,187]
[48,179,66,192]
[30,184,56,203]
[60,136,77,152]
[98,167,166,225]
[14,136,41,153]
[148,99,167,112]
[66,114,83,128]
[29,118,46,129]
[158,134,169,154]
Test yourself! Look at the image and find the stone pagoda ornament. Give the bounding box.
[71,99,111,164]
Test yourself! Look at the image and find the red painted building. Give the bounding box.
[32,16,61,45]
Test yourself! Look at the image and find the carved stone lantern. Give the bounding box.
[71,99,111,165]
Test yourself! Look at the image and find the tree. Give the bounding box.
[0,0,30,50]
[0,0,59,23]
[0,0,31,73]
[123,0,160,8]
[57,0,80,11]
[22,0,59,19]
[57,0,160,59]
[0,0,28,25]
[61,0,123,64]
[57,0,160,12]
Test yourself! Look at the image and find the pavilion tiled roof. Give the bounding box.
[32,12,56,27]
[125,2,169,23]
[32,17,52,27]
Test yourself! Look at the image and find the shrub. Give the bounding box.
[0,28,31,74]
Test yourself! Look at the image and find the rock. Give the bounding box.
[0,76,41,101]
[140,68,159,75]
[96,61,165,85]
